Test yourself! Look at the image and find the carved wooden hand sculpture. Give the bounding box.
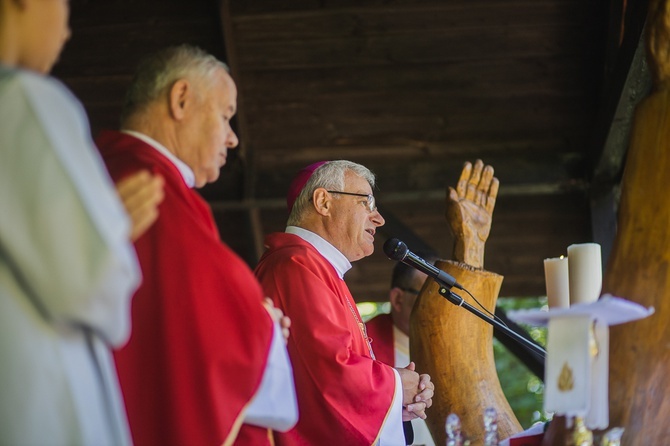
[412,159,521,445]
[446,159,499,268]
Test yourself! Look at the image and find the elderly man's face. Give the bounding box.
[329,171,385,262]
[180,68,239,187]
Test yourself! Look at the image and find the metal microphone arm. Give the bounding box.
[384,237,546,360]
[436,284,547,360]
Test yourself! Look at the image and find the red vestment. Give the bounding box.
[255,232,398,445]
[97,131,273,446]
[365,313,395,366]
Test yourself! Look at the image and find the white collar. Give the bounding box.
[122,130,195,188]
[285,226,352,279]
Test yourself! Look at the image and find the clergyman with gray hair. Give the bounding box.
[96,44,297,446]
[254,160,435,445]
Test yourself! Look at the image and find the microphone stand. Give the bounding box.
[436,284,547,360]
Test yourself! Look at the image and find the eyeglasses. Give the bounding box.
[326,191,376,213]
[398,287,421,295]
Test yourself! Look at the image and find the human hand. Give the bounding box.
[446,159,498,268]
[396,362,435,421]
[396,362,420,407]
[116,170,164,242]
[401,366,434,421]
[264,297,291,343]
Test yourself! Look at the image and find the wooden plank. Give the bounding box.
[238,57,593,100]
[239,94,594,152]
[219,0,266,260]
[252,152,590,199]
[197,156,247,202]
[212,209,257,266]
[55,76,132,107]
[56,58,593,107]
[208,181,589,213]
[252,139,583,166]
[230,0,582,20]
[232,3,584,41]
[52,20,225,78]
[50,0,600,310]
[242,88,592,121]
[69,0,217,28]
[219,0,253,195]
[233,25,588,70]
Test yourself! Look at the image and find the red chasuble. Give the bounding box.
[255,233,398,446]
[365,313,396,366]
[96,131,273,446]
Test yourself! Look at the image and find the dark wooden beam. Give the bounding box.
[219,0,265,261]
[208,181,588,212]
[590,1,650,267]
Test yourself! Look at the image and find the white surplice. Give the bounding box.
[0,67,140,445]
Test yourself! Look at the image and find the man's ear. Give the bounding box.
[168,79,191,120]
[389,287,404,313]
[312,188,332,216]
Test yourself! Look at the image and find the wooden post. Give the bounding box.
[604,0,670,443]
[410,260,522,445]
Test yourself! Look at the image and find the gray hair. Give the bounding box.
[287,160,376,226]
[120,44,229,124]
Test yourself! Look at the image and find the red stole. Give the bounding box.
[255,233,397,446]
[97,131,273,446]
[365,313,396,366]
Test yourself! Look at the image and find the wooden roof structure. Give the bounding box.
[53,0,647,302]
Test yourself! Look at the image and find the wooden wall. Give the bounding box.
[53,0,608,301]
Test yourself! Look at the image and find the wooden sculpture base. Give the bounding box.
[410,259,522,445]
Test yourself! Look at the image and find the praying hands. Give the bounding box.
[397,362,435,421]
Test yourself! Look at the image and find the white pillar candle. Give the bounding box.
[544,256,570,308]
[567,243,602,305]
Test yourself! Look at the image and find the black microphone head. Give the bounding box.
[383,238,408,261]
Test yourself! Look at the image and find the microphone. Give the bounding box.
[383,238,547,361]
[383,238,464,290]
